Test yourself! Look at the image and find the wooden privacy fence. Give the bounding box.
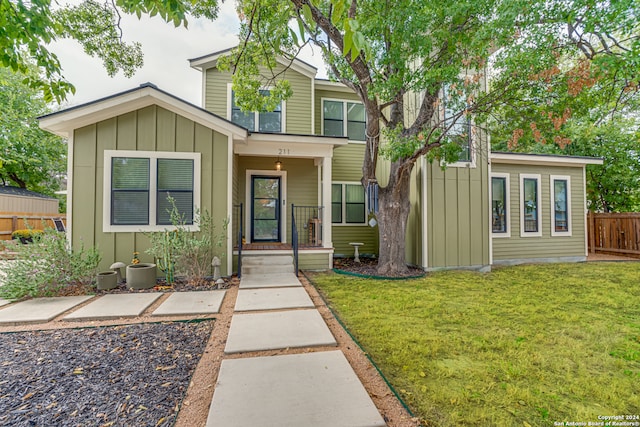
[588,212,640,258]
[0,212,67,241]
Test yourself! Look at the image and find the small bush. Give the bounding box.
[146,196,227,285]
[0,228,101,300]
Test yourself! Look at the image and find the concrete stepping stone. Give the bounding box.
[239,272,301,289]
[235,287,314,311]
[64,293,162,321]
[225,309,336,354]
[206,350,386,427]
[152,290,226,316]
[0,298,10,308]
[0,296,93,325]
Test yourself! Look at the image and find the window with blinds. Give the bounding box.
[157,159,194,225]
[105,151,199,231]
[111,157,150,225]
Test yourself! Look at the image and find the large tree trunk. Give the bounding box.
[376,159,414,276]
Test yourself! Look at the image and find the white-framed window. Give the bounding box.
[331,182,367,225]
[322,98,366,142]
[491,173,510,237]
[520,173,542,237]
[103,150,201,232]
[550,175,572,236]
[442,84,475,167]
[229,87,284,133]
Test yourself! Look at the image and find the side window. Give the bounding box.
[443,84,472,163]
[331,182,366,225]
[520,174,542,237]
[551,175,571,236]
[491,174,510,236]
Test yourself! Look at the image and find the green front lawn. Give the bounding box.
[309,262,640,426]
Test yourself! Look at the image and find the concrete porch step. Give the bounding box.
[241,255,294,275]
[241,255,293,265]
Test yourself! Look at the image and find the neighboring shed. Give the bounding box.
[0,186,59,214]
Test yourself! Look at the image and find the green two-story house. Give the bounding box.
[39,48,601,276]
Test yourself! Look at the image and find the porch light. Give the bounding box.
[275,158,282,171]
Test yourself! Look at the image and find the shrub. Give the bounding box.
[0,228,101,300]
[11,229,44,241]
[146,196,227,285]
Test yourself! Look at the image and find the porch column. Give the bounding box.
[321,156,333,249]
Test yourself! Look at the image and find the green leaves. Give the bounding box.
[0,66,66,197]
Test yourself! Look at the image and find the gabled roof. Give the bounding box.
[490,151,604,166]
[189,47,318,79]
[0,186,56,199]
[39,83,248,140]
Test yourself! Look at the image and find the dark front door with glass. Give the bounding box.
[251,176,281,242]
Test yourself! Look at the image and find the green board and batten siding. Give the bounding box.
[72,105,230,274]
[491,163,587,262]
[205,65,313,134]
[425,150,490,270]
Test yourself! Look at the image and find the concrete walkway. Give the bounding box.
[206,270,386,427]
[0,269,387,426]
[0,290,227,326]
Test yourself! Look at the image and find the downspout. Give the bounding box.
[66,133,74,247]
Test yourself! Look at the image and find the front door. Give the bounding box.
[251,176,281,242]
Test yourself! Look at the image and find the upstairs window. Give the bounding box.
[551,175,571,236]
[491,173,510,236]
[332,182,366,224]
[231,90,282,133]
[443,85,472,163]
[323,100,366,141]
[104,151,200,232]
[520,174,542,237]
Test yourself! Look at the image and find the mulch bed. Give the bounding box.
[0,321,213,427]
[333,257,425,279]
[95,277,232,296]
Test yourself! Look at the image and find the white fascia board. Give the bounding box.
[39,87,248,141]
[190,51,316,79]
[247,132,347,147]
[314,79,354,93]
[235,137,340,158]
[490,152,603,166]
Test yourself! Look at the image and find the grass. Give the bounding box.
[308,262,640,427]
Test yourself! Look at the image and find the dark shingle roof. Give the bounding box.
[0,186,55,199]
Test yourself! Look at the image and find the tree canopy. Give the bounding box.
[0,0,219,102]
[0,66,66,198]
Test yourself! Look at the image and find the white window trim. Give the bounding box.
[103,150,201,233]
[440,85,476,169]
[227,84,286,133]
[320,97,366,144]
[550,174,572,237]
[520,173,542,237]
[491,172,511,238]
[332,181,368,226]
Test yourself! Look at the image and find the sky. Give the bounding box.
[49,1,326,108]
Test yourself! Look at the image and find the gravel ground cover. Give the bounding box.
[0,320,213,427]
